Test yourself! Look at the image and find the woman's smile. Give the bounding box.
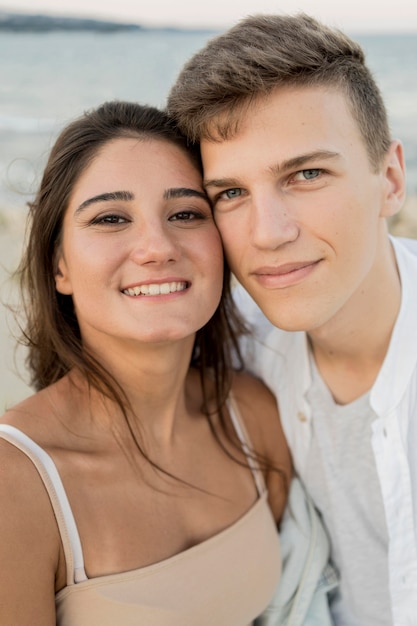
[122,280,189,297]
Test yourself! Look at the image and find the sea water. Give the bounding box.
[0,28,417,215]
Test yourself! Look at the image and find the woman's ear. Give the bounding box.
[380,140,407,219]
[54,252,73,295]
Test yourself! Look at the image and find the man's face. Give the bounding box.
[202,86,404,333]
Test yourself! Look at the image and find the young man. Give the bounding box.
[167,13,417,625]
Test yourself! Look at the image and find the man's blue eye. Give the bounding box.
[225,188,242,199]
[302,169,320,180]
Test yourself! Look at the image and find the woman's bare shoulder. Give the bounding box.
[230,371,293,523]
[0,436,60,623]
[230,370,281,433]
[0,374,82,445]
[0,384,53,429]
[0,390,59,511]
[0,393,64,621]
[0,387,66,539]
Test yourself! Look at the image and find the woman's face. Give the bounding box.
[55,137,224,351]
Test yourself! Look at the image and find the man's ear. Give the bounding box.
[380,140,407,219]
[54,252,73,295]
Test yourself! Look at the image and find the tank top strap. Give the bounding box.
[0,424,87,585]
[226,394,266,496]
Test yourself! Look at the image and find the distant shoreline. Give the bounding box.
[0,11,217,34]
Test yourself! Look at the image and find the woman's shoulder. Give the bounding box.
[230,371,293,523]
[0,399,63,623]
[0,385,52,441]
[230,370,280,425]
[0,391,62,516]
[0,388,56,482]
[229,371,287,454]
[0,373,84,446]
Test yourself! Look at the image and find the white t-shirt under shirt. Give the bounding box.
[305,354,393,625]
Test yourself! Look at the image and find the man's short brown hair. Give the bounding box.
[167,13,391,171]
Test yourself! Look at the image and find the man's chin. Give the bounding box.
[250,297,321,333]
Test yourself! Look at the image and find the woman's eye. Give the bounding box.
[169,211,203,221]
[91,214,128,225]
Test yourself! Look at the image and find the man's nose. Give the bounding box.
[250,193,300,249]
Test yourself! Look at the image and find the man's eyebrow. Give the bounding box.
[204,177,240,190]
[269,150,340,175]
[163,187,209,201]
[76,190,134,213]
[204,150,340,189]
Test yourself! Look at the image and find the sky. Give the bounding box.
[1,0,417,33]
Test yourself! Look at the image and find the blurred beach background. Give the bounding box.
[1,23,417,410]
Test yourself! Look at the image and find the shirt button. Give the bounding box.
[297,411,307,422]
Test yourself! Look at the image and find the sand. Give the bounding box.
[0,207,32,411]
[1,196,417,413]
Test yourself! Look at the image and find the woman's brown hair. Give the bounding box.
[18,101,247,425]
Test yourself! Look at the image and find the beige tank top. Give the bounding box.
[0,396,281,625]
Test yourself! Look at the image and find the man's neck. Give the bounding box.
[308,240,401,405]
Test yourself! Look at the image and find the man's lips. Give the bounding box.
[251,260,321,287]
[253,260,320,276]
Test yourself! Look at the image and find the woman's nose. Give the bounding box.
[129,222,180,265]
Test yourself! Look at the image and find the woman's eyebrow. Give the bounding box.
[76,190,134,213]
[163,187,208,201]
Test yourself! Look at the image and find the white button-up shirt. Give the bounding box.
[235,237,417,625]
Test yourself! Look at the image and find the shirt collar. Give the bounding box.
[370,236,417,415]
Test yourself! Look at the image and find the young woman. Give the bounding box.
[0,101,291,625]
